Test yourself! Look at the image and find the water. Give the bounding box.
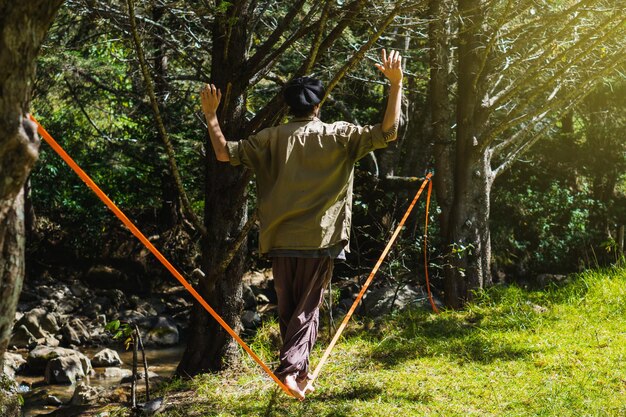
[18,345,185,416]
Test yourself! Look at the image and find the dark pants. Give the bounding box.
[272,256,333,382]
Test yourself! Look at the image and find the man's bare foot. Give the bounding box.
[284,373,305,400]
[297,376,315,395]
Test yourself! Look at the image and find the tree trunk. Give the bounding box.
[428,0,453,239]
[0,0,63,368]
[443,0,492,308]
[444,151,493,307]
[177,2,251,375]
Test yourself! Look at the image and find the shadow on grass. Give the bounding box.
[328,283,560,369]
[315,384,384,401]
[263,387,280,417]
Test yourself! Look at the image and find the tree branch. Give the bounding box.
[492,56,626,177]
[485,29,625,148]
[488,11,622,112]
[472,0,515,93]
[246,0,368,133]
[245,0,309,75]
[320,3,403,106]
[126,0,207,236]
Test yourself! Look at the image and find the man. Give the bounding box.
[201,49,403,399]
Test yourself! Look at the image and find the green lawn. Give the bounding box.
[132,267,626,416]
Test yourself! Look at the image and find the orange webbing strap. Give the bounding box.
[310,173,434,383]
[424,179,439,313]
[30,116,295,398]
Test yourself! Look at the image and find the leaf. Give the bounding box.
[105,320,121,332]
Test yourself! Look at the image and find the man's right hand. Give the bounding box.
[201,83,222,116]
[375,49,403,86]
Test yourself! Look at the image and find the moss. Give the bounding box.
[0,376,21,417]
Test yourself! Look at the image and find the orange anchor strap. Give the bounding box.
[310,172,435,383]
[424,179,439,313]
[30,116,295,398]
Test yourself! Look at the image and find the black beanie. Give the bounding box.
[283,76,325,111]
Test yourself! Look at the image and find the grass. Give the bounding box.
[142,267,625,416]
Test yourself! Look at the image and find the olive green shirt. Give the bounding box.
[226,116,395,254]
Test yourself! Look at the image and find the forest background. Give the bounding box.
[0,0,624,405]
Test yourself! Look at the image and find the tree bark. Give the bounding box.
[445,151,494,307]
[177,1,251,375]
[428,0,453,240]
[443,0,492,308]
[0,0,63,368]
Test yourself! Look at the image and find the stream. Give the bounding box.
[19,345,185,416]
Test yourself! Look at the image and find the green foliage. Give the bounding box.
[105,320,135,350]
[493,176,595,273]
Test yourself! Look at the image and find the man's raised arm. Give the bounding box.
[375,49,403,141]
[201,84,230,162]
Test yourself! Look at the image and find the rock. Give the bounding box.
[3,352,26,378]
[0,379,20,417]
[144,316,179,346]
[241,310,261,330]
[536,273,568,288]
[70,382,104,406]
[95,314,107,328]
[146,297,167,315]
[17,309,45,337]
[46,287,81,314]
[38,335,61,348]
[256,293,270,304]
[40,312,61,334]
[9,325,37,348]
[16,382,30,394]
[45,354,92,384]
[27,346,92,374]
[91,349,122,367]
[121,370,159,384]
[61,318,90,346]
[102,367,132,379]
[361,284,435,317]
[242,284,257,310]
[69,281,90,298]
[106,288,127,303]
[254,278,278,304]
[335,298,356,315]
[140,397,164,415]
[46,395,64,406]
[84,265,144,292]
[117,310,147,324]
[83,302,103,319]
[13,308,58,341]
[526,301,548,314]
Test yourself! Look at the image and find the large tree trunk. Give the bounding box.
[428,0,453,239]
[0,0,63,368]
[444,151,494,307]
[177,2,251,374]
[442,0,492,308]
